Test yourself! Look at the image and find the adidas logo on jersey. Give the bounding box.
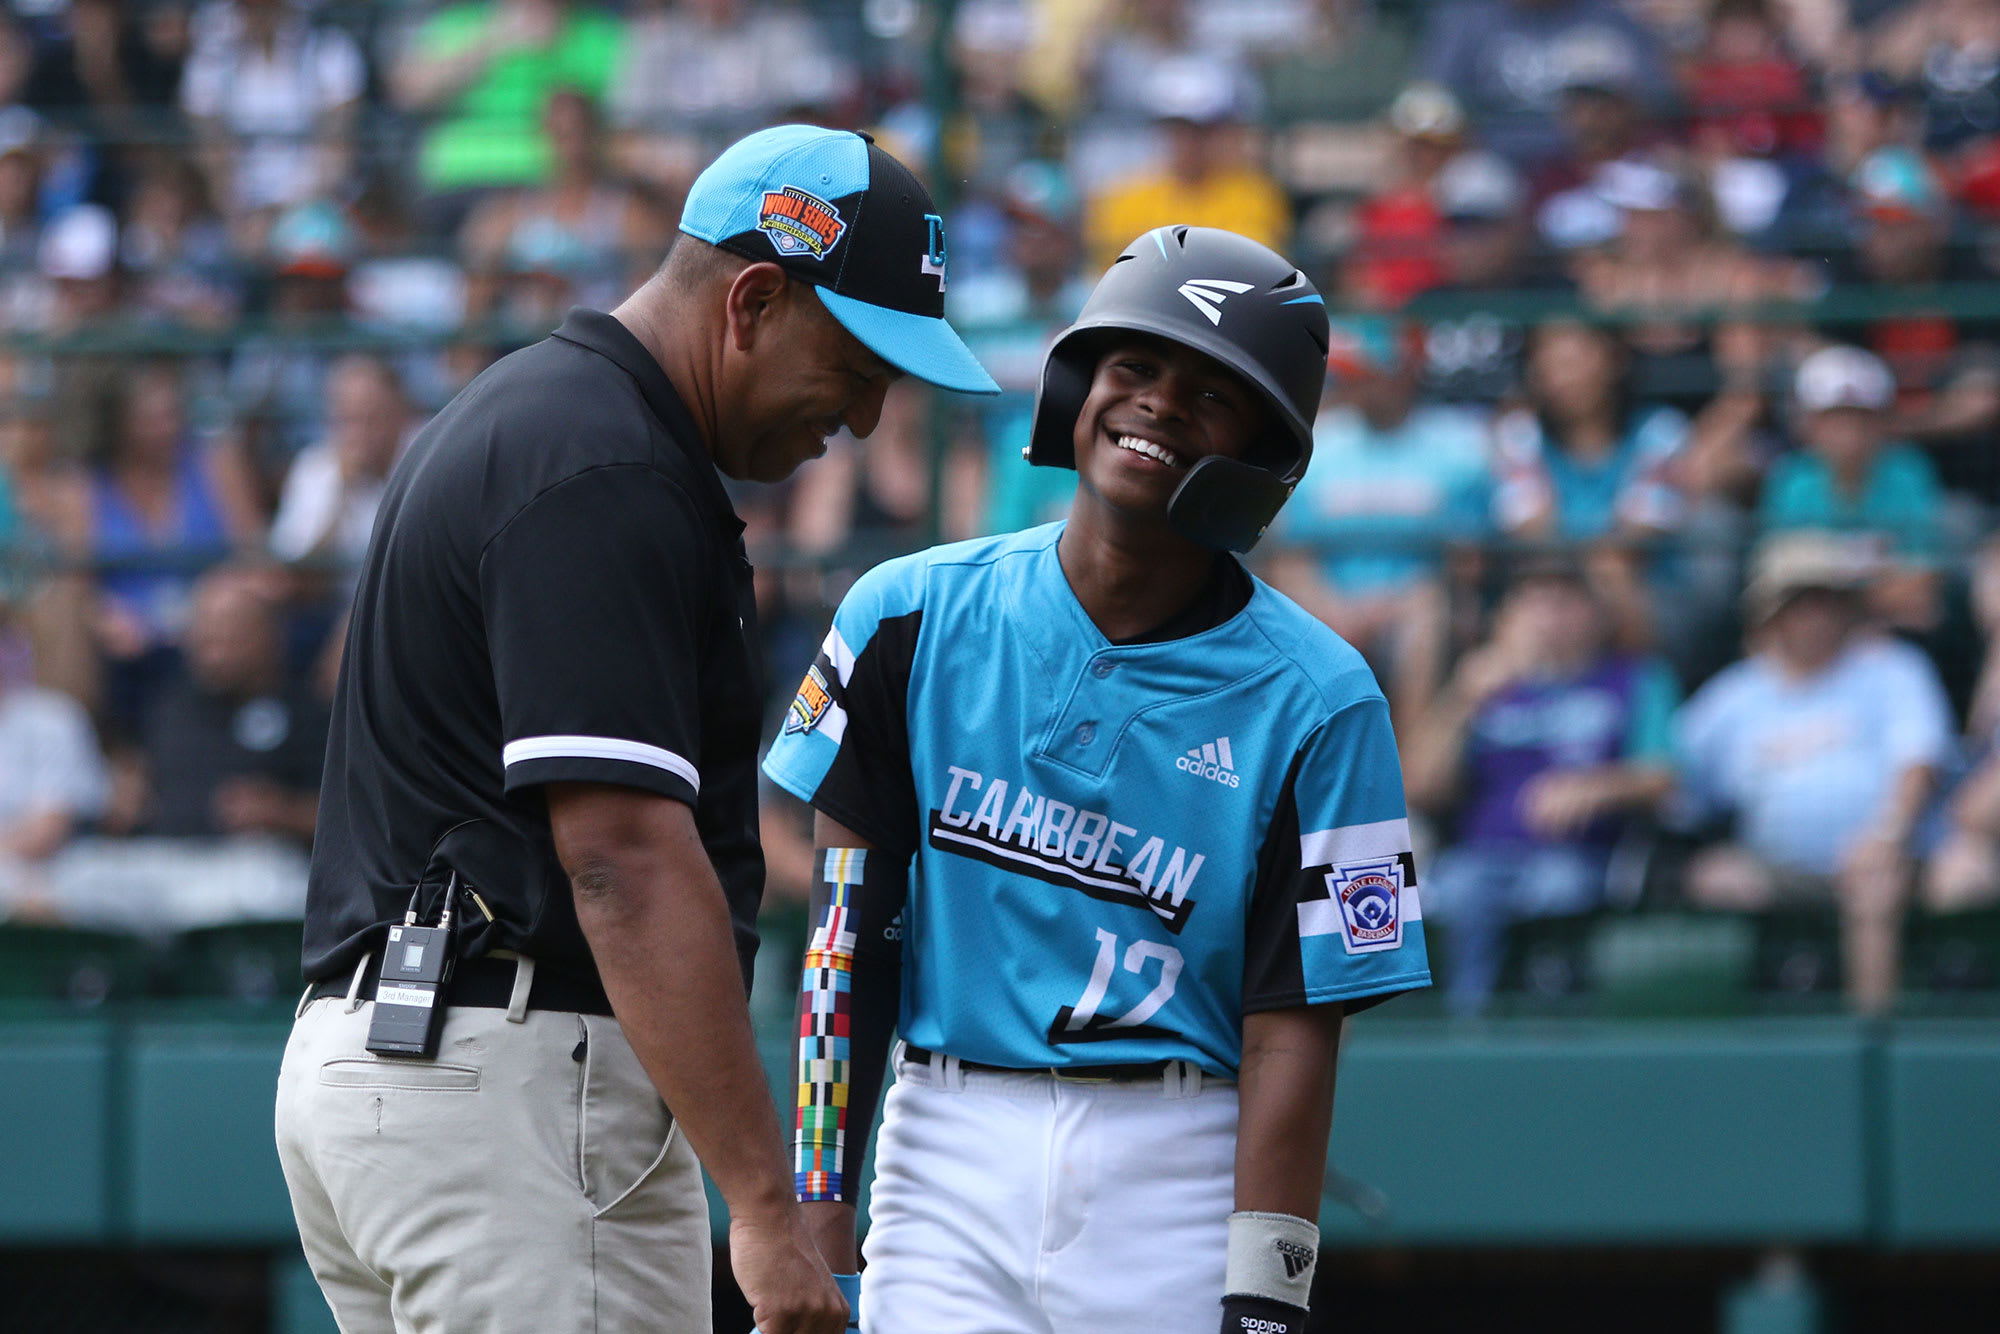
[1175,737,1241,788]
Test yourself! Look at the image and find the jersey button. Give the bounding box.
[1074,722,1097,746]
[1091,660,1114,678]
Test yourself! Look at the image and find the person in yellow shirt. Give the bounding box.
[1083,58,1292,272]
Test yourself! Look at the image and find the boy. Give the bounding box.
[765,226,1430,1333]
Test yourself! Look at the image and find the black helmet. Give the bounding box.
[1025,225,1330,552]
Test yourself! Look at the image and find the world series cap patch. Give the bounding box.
[1328,859,1403,954]
[759,186,847,260]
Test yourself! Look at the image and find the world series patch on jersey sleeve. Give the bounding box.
[764,523,1430,1078]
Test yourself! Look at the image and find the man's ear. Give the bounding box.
[723,261,792,353]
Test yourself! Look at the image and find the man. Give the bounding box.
[0,584,106,917]
[1760,344,1947,633]
[764,227,1430,1334]
[1083,60,1290,272]
[1418,0,1669,171]
[269,355,411,568]
[1834,147,2000,501]
[1402,556,1677,1010]
[1677,533,1954,1012]
[53,566,323,933]
[275,125,998,1334]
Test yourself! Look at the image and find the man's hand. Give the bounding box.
[1519,771,1609,839]
[730,1211,851,1334]
[1449,640,1528,710]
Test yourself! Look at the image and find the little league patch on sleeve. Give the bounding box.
[759,186,847,259]
[1326,858,1404,954]
[784,665,834,735]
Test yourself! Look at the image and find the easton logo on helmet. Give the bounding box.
[1177,277,1253,326]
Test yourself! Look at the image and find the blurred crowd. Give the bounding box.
[5,0,2000,1014]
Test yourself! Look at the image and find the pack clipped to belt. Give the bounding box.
[366,873,463,1059]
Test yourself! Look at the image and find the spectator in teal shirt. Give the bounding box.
[1268,317,1491,718]
[1491,319,1691,654]
[1761,345,1945,630]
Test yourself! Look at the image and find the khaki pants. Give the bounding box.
[275,982,711,1333]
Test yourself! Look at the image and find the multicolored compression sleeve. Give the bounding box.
[794,846,907,1204]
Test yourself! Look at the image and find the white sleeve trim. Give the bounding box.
[824,625,857,687]
[1299,817,1411,868]
[502,735,700,793]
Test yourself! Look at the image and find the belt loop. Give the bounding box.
[944,1052,964,1092]
[343,953,371,1013]
[1186,1062,1202,1096]
[293,982,314,1021]
[505,954,536,1023]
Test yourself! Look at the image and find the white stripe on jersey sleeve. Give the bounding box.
[819,701,848,744]
[502,735,701,793]
[1298,817,1411,868]
[824,625,857,687]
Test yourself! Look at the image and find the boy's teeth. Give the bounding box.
[1116,434,1182,467]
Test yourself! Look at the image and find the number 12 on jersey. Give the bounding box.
[1049,928,1183,1043]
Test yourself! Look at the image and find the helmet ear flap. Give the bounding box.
[1167,456,1294,554]
[1024,338,1096,469]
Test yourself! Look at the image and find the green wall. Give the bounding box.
[5,1012,1996,1251]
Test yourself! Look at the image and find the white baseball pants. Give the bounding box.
[861,1046,1238,1334]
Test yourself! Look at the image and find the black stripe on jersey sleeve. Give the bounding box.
[1242,747,1412,1018]
[1243,747,1309,1010]
[807,609,923,859]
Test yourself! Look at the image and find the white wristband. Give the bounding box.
[1224,1210,1319,1308]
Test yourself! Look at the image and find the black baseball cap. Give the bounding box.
[679,125,999,395]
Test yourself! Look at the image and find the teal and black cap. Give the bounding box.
[679,124,1000,395]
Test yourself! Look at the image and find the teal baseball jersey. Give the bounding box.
[763,523,1429,1078]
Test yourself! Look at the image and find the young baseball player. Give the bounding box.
[764,226,1431,1334]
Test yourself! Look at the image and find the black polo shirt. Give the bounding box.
[303,309,766,990]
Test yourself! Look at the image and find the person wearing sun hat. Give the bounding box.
[277,125,994,1334]
[1678,529,1953,1010]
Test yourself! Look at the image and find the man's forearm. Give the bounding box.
[1877,764,1939,846]
[574,851,795,1223]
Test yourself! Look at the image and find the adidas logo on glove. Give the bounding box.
[1175,737,1241,788]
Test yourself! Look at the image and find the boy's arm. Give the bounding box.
[1235,1004,1344,1216]
[795,812,908,1275]
[1222,1005,1345,1334]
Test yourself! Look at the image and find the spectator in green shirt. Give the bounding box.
[1761,344,1946,631]
[393,0,624,198]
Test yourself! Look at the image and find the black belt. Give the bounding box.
[307,951,615,1016]
[901,1042,1187,1084]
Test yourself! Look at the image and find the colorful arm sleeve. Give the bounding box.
[794,845,908,1205]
